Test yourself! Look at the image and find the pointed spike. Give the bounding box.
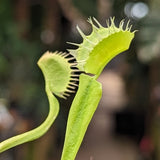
[88,18,102,40]
[129,25,133,31]
[76,25,86,38]
[52,51,58,55]
[70,78,79,81]
[110,17,115,26]
[93,17,103,28]
[71,74,79,77]
[71,69,81,72]
[106,19,110,28]
[119,19,125,29]
[67,85,75,90]
[70,62,78,67]
[67,57,76,61]
[60,52,66,56]
[110,17,117,31]
[70,65,77,68]
[59,52,65,56]
[60,52,67,56]
[125,20,130,30]
[61,94,67,99]
[56,51,63,55]
[69,82,79,87]
[52,92,66,99]
[66,89,75,93]
[63,92,70,97]
[63,53,70,58]
[67,85,76,90]
[87,17,93,24]
[133,30,138,33]
[92,25,99,31]
[67,41,80,47]
[87,17,99,31]
[57,51,61,55]
[70,81,78,84]
[67,88,75,91]
[87,17,93,22]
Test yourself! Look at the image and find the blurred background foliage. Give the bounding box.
[0,0,160,160]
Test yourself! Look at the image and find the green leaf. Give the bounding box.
[61,74,102,160]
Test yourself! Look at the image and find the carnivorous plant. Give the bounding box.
[0,17,135,160]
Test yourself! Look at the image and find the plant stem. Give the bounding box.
[0,86,59,153]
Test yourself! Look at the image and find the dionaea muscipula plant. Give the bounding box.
[0,17,135,160]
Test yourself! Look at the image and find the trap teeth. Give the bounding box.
[70,62,78,67]
[56,51,61,55]
[69,82,79,87]
[119,19,125,29]
[63,92,70,97]
[87,18,99,31]
[125,20,130,30]
[66,89,75,93]
[60,52,67,56]
[67,42,80,47]
[67,85,76,90]
[67,57,76,61]
[70,78,79,81]
[71,74,79,77]
[129,25,133,31]
[71,69,82,73]
[61,94,67,99]
[93,17,103,28]
[63,53,70,58]
[76,25,86,39]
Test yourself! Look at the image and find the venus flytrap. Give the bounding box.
[68,17,135,78]
[0,17,135,160]
[61,17,135,160]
